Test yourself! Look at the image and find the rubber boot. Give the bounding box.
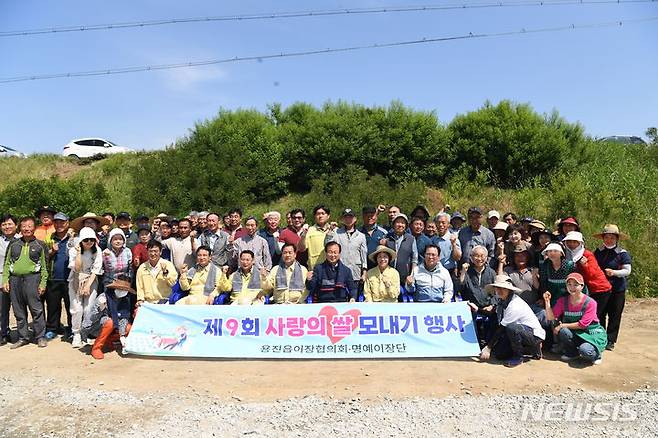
[91,320,114,360]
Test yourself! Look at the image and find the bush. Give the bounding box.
[0,176,108,218]
[448,101,589,187]
[274,101,452,191]
[246,165,428,226]
[130,109,290,215]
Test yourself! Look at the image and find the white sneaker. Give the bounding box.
[71,334,83,348]
[593,358,602,365]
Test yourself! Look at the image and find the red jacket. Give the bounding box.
[576,250,611,294]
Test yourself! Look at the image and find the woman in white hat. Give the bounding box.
[364,245,399,302]
[562,231,612,321]
[593,224,632,351]
[479,275,545,368]
[67,227,103,348]
[70,212,112,250]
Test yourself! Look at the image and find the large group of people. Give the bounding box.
[0,204,631,367]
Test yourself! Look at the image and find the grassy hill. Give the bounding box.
[0,101,656,296]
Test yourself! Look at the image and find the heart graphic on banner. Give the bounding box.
[318,306,362,345]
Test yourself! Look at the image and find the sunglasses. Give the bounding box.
[82,238,95,243]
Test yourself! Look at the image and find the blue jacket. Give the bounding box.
[408,263,454,303]
[49,235,71,281]
[307,260,357,303]
[360,225,388,270]
[413,233,432,265]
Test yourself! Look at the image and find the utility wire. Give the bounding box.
[1,16,656,84]
[1,0,656,37]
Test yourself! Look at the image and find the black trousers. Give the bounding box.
[493,323,542,360]
[0,288,11,337]
[9,273,46,341]
[600,289,626,344]
[44,279,71,332]
[591,291,612,328]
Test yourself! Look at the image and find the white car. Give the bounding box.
[0,144,26,158]
[62,138,133,159]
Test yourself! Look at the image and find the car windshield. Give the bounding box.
[0,145,17,152]
[106,140,117,147]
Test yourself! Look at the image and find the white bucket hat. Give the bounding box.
[563,231,584,243]
[78,227,97,242]
[542,242,565,256]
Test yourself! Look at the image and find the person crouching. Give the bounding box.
[479,275,545,367]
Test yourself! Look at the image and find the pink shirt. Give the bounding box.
[552,294,599,329]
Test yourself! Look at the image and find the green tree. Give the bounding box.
[131,109,290,215]
[447,101,588,187]
[646,127,657,146]
[0,176,108,218]
[275,101,452,191]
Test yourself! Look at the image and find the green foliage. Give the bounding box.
[245,165,427,227]
[130,109,290,215]
[0,176,108,218]
[646,127,657,146]
[448,101,588,187]
[274,101,452,191]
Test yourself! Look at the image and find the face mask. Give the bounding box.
[604,243,617,249]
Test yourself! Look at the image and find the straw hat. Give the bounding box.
[71,212,111,232]
[592,224,629,241]
[528,219,546,230]
[484,275,522,294]
[512,244,530,253]
[368,245,396,263]
[106,278,136,296]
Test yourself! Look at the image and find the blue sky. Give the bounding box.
[1,1,657,154]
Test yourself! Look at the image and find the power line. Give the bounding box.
[1,0,655,38]
[1,16,656,84]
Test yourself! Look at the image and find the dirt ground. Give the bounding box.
[0,298,655,402]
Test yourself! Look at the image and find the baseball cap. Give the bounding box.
[116,212,132,221]
[566,272,585,285]
[53,212,69,221]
